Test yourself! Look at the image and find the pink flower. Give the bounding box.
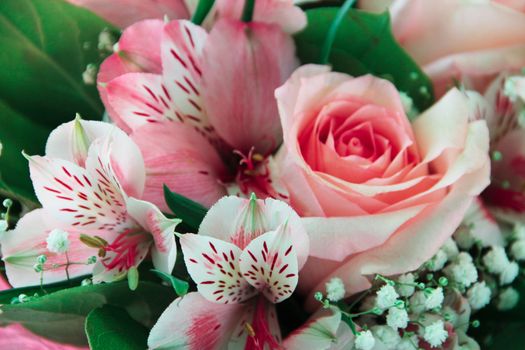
[66,0,190,28]
[0,118,180,287]
[148,195,309,349]
[386,0,525,97]
[274,65,490,309]
[101,19,297,210]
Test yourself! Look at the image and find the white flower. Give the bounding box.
[457,252,473,264]
[376,284,399,310]
[483,246,510,274]
[396,273,415,297]
[386,307,409,329]
[355,330,375,350]
[371,325,400,350]
[445,259,478,288]
[500,261,519,285]
[325,277,345,302]
[497,287,520,311]
[441,238,459,260]
[425,287,444,310]
[46,229,70,254]
[467,282,491,310]
[427,250,448,272]
[423,320,448,348]
[442,306,458,326]
[511,240,525,261]
[409,291,427,315]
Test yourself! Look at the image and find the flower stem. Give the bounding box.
[242,0,256,22]
[191,0,215,25]
[320,0,356,65]
[65,252,71,282]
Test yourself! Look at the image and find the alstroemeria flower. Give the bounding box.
[102,19,297,210]
[477,73,525,223]
[148,195,309,349]
[0,118,180,287]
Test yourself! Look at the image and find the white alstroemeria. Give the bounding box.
[1,118,180,287]
[148,195,309,349]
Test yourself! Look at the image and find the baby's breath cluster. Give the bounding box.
[314,213,525,349]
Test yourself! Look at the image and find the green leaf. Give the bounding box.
[0,275,88,304]
[0,0,115,127]
[0,0,117,201]
[163,185,207,231]
[294,7,434,111]
[0,100,48,205]
[0,281,175,345]
[150,269,189,297]
[85,305,149,350]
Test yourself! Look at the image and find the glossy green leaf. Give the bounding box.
[85,305,149,350]
[0,0,115,127]
[0,281,175,345]
[151,269,189,297]
[0,100,48,205]
[294,7,434,111]
[163,185,207,231]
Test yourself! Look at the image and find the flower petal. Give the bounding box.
[239,225,299,303]
[180,234,257,304]
[148,292,246,350]
[1,209,94,287]
[131,122,227,210]
[126,197,180,274]
[202,19,298,154]
[199,196,309,268]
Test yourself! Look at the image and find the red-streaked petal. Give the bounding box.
[199,196,309,268]
[161,20,217,140]
[239,225,299,303]
[148,292,247,350]
[180,234,257,304]
[28,156,134,234]
[202,19,298,154]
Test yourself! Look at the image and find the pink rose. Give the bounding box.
[274,65,490,309]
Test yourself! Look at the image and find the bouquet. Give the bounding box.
[1,0,525,349]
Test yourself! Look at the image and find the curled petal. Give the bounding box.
[180,234,258,304]
[126,197,180,274]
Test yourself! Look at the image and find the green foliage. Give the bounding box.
[163,185,208,231]
[85,305,149,350]
[294,7,434,111]
[0,0,115,203]
[0,281,175,345]
[151,269,189,297]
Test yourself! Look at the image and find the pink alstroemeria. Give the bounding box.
[102,18,298,210]
[0,117,180,287]
[148,195,309,349]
